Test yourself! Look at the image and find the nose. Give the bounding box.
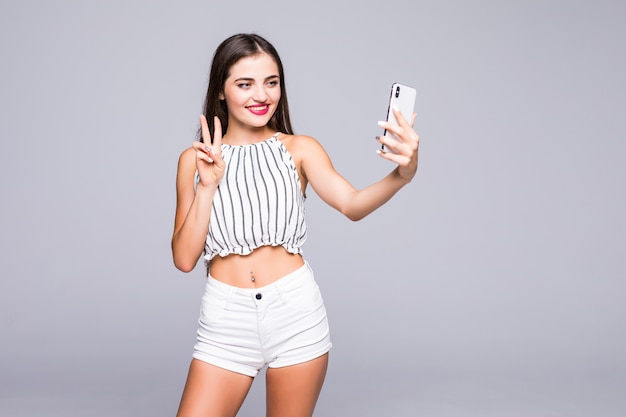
[251,85,268,102]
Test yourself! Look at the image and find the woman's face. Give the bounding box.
[220,52,281,130]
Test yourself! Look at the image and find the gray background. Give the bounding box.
[1,0,625,416]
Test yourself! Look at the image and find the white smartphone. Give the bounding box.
[382,82,416,153]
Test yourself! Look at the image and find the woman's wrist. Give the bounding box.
[195,182,218,194]
[394,166,414,184]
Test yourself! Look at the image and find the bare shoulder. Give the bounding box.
[177,146,196,172]
[279,134,328,162]
[278,134,334,190]
[178,146,196,165]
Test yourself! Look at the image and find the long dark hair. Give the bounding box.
[198,33,294,143]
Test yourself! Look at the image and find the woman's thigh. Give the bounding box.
[176,359,254,417]
[265,353,329,417]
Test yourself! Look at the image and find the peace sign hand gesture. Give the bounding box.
[376,107,420,181]
[192,115,226,190]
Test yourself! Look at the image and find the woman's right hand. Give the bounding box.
[192,115,225,190]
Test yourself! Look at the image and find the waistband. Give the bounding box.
[206,261,312,299]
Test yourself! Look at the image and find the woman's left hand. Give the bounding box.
[376,107,420,181]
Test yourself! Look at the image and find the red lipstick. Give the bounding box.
[247,104,270,116]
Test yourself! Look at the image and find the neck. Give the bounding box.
[222,122,276,146]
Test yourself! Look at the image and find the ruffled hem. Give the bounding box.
[203,243,303,267]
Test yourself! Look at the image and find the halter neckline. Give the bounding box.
[221,132,281,148]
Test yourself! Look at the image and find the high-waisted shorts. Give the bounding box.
[192,261,332,377]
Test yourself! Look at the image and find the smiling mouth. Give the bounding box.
[247,104,270,115]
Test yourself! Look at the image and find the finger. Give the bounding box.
[192,140,211,155]
[376,135,406,156]
[212,116,223,149]
[195,147,214,163]
[192,141,216,164]
[193,140,217,154]
[392,106,411,128]
[200,114,210,144]
[379,119,402,139]
[376,148,410,165]
[384,111,420,146]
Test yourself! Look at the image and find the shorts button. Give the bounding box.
[255,293,262,300]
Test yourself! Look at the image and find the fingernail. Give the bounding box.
[377,121,386,126]
[392,105,399,111]
[375,136,381,140]
[376,149,384,155]
[205,146,212,152]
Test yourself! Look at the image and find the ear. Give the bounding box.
[219,91,225,100]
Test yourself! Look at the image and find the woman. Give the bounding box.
[172,33,419,417]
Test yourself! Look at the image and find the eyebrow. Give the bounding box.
[233,75,280,82]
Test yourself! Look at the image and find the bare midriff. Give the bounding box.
[208,245,305,288]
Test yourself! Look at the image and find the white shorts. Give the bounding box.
[192,261,332,377]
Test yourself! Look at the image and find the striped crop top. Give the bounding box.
[202,133,307,265]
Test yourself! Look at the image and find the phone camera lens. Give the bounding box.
[395,86,400,98]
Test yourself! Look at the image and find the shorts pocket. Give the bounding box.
[280,277,325,313]
[198,287,230,327]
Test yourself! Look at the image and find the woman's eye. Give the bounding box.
[267,80,279,87]
[238,83,251,88]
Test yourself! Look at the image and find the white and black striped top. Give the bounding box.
[202,133,307,265]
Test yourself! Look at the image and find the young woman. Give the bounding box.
[172,33,419,417]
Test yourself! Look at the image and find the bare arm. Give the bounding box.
[302,108,419,221]
[171,116,225,272]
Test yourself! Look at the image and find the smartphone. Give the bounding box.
[382,82,416,153]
